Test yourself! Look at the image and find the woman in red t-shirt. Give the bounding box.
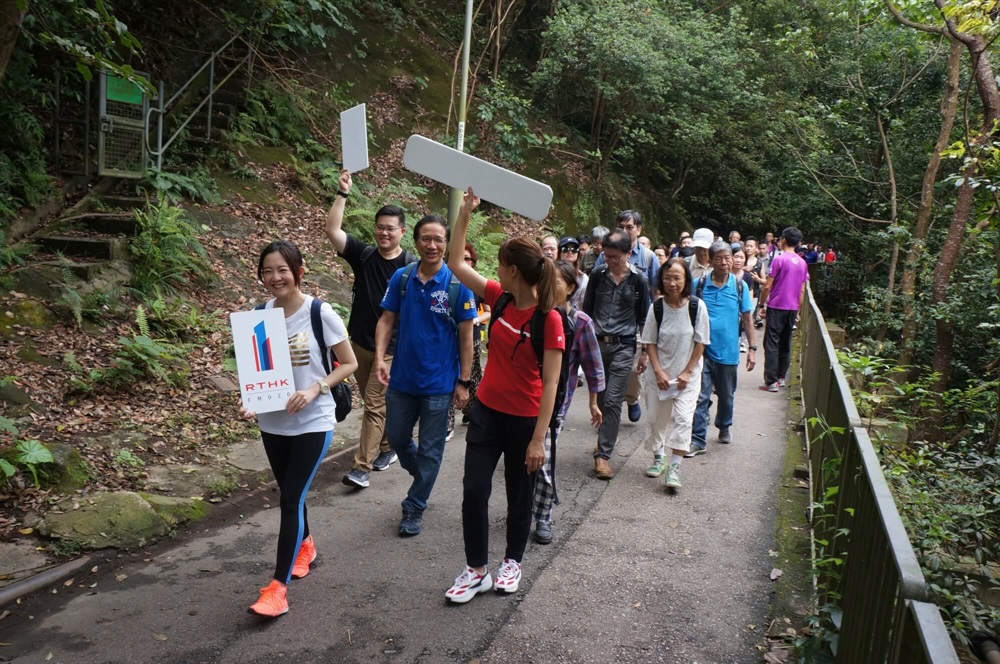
[444,188,565,604]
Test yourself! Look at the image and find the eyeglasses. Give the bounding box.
[418,235,447,245]
[604,253,626,262]
[561,246,579,254]
[375,225,400,233]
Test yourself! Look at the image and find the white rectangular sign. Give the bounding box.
[341,103,369,173]
[230,308,295,414]
[402,134,554,221]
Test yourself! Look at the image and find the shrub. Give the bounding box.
[128,200,215,297]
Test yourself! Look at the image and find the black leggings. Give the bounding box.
[462,402,538,568]
[261,430,331,583]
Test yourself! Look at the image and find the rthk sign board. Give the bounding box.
[230,309,295,413]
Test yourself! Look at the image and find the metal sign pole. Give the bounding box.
[447,0,474,226]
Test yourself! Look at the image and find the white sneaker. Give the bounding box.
[494,558,522,594]
[445,428,455,442]
[445,567,492,604]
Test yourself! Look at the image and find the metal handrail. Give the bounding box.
[145,34,250,170]
[799,284,959,663]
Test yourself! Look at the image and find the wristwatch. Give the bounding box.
[336,190,349,199]
[748,345,758,351]
[456,379,473,389]
[316,381,331,395]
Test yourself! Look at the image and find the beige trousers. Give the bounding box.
[351,342,392,472]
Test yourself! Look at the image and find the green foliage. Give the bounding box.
[840,350,1000,642]
[839,349,997,441]
[63,308,192,391]
[883,438,1000,644]
[0,51,54,223]
[221,0,358,51]
[20,0,148,89]
[128,200,215,297]
[114,449,145,469]
[796,415,848,662]
[141,291,224,343]
[0,231,35,270]
[101,333,191,389]
[230,79,351,162]
[475,78,536,167]
[144,168,220,205]
[0,417,54,488]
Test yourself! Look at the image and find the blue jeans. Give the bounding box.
[691,358,738,450]
[385,388,452,513]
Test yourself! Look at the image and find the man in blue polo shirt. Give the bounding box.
[375,214,476,537]
[686,240,756,456]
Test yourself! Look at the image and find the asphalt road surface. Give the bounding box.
[1,357,788,664]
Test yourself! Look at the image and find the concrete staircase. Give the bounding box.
[31,194,151,281]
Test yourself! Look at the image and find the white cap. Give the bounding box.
[692,228,714,249]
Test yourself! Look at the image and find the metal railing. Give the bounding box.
[146,34,251,170]
[799,284,959,663]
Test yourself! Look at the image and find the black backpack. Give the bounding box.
[652,295,701,341]
[254,298,352,422]
[488,293,574,430]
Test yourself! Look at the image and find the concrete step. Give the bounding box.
[99,195,154,211]
[36,235,125,260]
[210,90,244,107]
[63,212,139,235]
[39,258,107,280]
[178,126,226,142]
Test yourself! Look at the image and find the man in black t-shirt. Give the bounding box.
[325,170,417,489]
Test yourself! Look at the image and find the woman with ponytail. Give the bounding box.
[443,188,565,604]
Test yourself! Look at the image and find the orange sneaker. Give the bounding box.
[291,535,317,579]
[248,579,288,617]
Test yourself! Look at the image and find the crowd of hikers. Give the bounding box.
[238,171,812,617]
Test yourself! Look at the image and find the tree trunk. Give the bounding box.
[0,0,25,86]
[930,175,974,389]
[897,39,962,368]
[874,108,899,342]
[928,8,1000,389]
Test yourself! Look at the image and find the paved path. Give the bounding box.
[0,358,790,664]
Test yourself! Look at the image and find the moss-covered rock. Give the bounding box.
[140,493,211,525]
[37,491,169,550]
[45,442,90,491]
[0,298,57,335]
[16,339,59,367]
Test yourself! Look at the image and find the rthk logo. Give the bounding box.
[252,320,274,372]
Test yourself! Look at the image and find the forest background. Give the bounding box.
[0,0,999,652]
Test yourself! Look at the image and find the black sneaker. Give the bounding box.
[399,509,423,537]
[372,451,397,471]
[342,469,370,488]
[627,402,641,422]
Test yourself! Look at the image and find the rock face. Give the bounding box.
[37,491,170,550]
[45,442,90,491]
[140,494,210,525]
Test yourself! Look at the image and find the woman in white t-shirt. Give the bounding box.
[240,241,357,618]
[639,258,710,490]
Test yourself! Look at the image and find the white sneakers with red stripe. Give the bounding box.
[445,567,493,604]
[494,558,521,594]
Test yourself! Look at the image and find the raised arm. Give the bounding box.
[447,187,489,298]
[324,169,352,254]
